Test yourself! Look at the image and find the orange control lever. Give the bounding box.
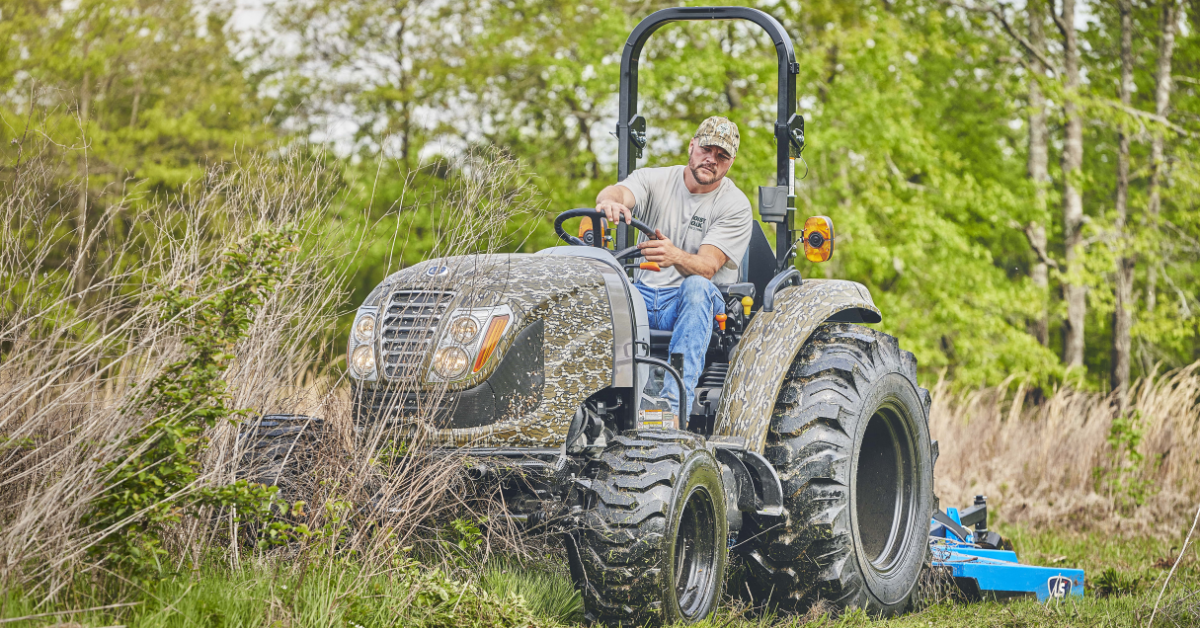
[639,262,661,272]
[714,313,727,331]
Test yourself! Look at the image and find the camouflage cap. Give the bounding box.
[694,116,740,159]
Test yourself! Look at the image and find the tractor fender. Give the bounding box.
[711,279,881,453]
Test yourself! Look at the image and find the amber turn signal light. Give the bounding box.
[639,262,661,272]
[473,314,509,373]
[578,217,605,246]
[802,216,834,263]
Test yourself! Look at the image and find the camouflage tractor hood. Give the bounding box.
[358,254,621,450]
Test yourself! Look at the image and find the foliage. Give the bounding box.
[83,227,305,578]
[0,0,275,191]
[1095,409,1159,512]
[1,556,548,628]
[0,0,279,314]
[3,0,1197,388]
[260,0,1200,390]
[440,516,485,569]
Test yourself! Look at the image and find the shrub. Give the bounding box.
[83,227,306,578]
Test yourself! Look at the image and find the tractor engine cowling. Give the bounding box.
[348,254,627,450]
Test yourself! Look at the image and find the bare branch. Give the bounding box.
[1163,219,1200,253]
[1080,231,1114,248]
[1011,220,1060,269]
[1050,6,1070,38]
[943,0,1060,77]
[1162,272,1195,319]
[1099,99,1195,138]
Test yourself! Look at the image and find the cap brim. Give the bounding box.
[695,136,737,158]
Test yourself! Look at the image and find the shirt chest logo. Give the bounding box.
[688,215,706,232]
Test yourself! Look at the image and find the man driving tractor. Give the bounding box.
[594,116,752,417]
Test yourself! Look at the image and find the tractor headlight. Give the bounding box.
[351,345,376,376]
[426,305,513,382]
[354,313,376,343]
[432,346,470,379]
[449,316,479,344]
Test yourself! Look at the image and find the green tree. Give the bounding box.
[0,0,277,289]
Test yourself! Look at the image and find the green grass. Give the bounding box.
[1,527,1195,627]
[0,557,547,628]
[481,557,583,623]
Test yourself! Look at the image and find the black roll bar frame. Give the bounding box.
[614,6,803,267]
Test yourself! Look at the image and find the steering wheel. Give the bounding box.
[553,208,658,261]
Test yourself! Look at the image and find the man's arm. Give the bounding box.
[596,184,636,224]
[639,230,728,280]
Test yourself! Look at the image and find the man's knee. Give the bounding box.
[679,275,714,308]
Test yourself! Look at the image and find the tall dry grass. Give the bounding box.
[931,364,1200,537]
[0,148,351,593]
[0,144,546,598]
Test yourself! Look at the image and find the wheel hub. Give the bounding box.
[674,485,720,619]
[855,403,918,573]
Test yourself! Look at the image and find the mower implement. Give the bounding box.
[930,498,1086,602]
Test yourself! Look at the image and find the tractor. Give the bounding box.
[241,6,1086,621]
[338,7,936,624]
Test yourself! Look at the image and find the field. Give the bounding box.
[2,156,1198,628]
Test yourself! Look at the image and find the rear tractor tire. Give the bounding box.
[744,323,933,617]
[569,430,728,626]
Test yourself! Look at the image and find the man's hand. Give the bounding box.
[638,229,685,268]
[638,232,728,279]
[596,199,633,225]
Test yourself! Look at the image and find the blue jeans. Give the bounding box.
[635,275,725,417]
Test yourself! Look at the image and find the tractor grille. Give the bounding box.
[380,290,455,380]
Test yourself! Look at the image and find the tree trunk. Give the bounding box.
[817,44,838,103]
[1145,0,1178,313]
[74,33,92,296]
[130,73,143,128]
[1027,0,1050,346]
[1112,0,1134,408]
[1058,0,1086,368]
[1026,222,1052,340]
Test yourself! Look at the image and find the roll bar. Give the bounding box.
[615,7,805,264]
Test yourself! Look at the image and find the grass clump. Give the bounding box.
[482,557,583,624]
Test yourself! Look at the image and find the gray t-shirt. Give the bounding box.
[620,165,753,288]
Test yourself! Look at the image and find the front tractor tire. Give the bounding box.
[745,323,933,617]
[569,431,728,626]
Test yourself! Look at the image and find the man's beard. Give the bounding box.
[688,160,720,185]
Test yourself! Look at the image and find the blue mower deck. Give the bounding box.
[929,506,1085,602]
